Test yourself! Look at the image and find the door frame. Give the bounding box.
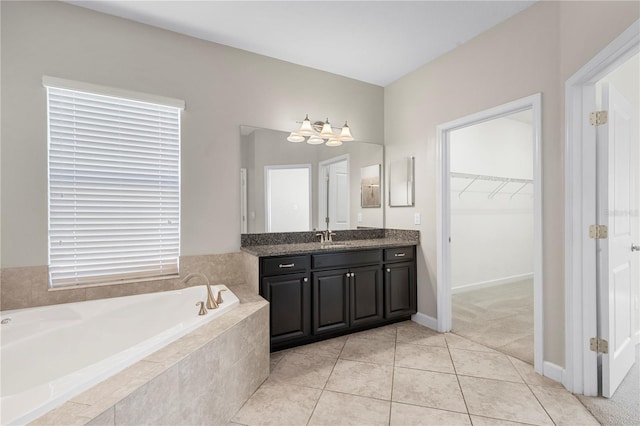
[564,20,639,396]
[436,93,543,374]
[318,154,350,230]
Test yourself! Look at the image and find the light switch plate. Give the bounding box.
[414,212,421,225]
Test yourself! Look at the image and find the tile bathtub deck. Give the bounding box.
[231,321,599,426]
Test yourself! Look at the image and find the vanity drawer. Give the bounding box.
[312,249,381,270]
[262,255,309,276]
[384,246,415,262]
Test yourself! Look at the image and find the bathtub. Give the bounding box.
[0,284,239,425]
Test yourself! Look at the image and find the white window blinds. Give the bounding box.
[46,85,181,288]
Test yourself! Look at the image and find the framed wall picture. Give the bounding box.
[361,164,381,208]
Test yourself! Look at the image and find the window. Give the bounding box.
[44,77,183,288]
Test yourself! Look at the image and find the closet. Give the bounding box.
[449,110,535,363]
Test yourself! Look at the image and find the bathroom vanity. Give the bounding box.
[241,231,418,351]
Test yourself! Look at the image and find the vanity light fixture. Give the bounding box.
[287,114,354,146]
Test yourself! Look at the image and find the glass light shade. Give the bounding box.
[320,119,334,139]
[298,114,315,136]
[287,132,305,143]
[325,138,342,147]
[339,121,354,142]
[307,135,324,145]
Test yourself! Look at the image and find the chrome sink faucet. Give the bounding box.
[181,272,218,310]
[316,229,336,243]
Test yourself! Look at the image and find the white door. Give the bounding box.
[319,156,350,230]
[598,83,638,397]
[265,165,311,232]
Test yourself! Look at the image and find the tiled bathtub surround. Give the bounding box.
[240,228,419,247]
[29,285,269,426]
[0,253,251,311]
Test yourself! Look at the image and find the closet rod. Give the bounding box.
[451,172,533,198]
[450,172,533,184]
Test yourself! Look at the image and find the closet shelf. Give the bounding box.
[450,172,533,199]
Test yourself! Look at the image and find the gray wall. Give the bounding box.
[0,0,384,268]
[384,0,639,366]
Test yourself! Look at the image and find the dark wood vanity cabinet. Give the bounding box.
[349,265,384,327]
[260,245,416,351]
[312,269,350,335]
[384,246,417,319]
[262,272,311,345]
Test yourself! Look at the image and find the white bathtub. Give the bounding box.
[0,285,239,425]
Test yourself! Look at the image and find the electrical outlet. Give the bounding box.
[414,212,421,225]
[357,212,363,223]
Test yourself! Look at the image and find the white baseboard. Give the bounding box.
[411,312,438,331]
[452,273,534,294]
[543,361,565,384]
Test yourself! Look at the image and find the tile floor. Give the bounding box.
[231,321,599,426]
[452,280,534,363]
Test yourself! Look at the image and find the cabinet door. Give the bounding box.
[350,265,383,327]
[384,261,416,319]
[312,269,350,335]
[263,273,310,345]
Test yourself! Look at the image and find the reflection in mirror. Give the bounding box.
[361,164,381,208]
[240,126,384,233]
[389,156,415,207]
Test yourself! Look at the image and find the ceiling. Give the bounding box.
[67,1,536,87]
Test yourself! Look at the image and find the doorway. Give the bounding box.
[318,155,350,231]
[564,20,639,399]
[449,110,535,363]
[437,93,544,374]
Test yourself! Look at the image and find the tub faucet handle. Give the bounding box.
[196,301,207,316]
[216,289,227,304]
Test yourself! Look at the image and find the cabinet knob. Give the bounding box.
[351,273,355,277]
[394,253,406,257]
[387,268,391,272]
[279,263,295,268]
[303,277,308,282]
[345,273,350,277]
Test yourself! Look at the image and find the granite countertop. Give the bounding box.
[241,237,418,257]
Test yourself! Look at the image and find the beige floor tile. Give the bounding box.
[458,376,552,425]
[395,343,455,374]
[340,336,396,365]
[445,333,497,353]
[292,335,347,359]
[325,359,393,400]
[269,350,288,372]
[396,322,448,347]
[390,402,472,426]
[508,357,563,388]
[529,385,600,426]
[266,351,336,389]
[470,415,537,425]
[450,349,522,382]
[392,367,467,414]
[350,323,398,342]
[496,334,534,364]
[308,390,391,426]
[232,382,321,426]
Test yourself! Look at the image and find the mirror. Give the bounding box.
[240,126,384,233]
[389,156,415,207]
